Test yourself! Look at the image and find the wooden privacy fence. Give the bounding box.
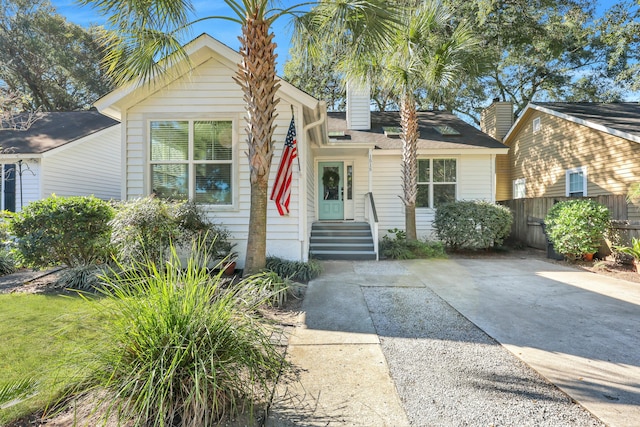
[500,196,640,250]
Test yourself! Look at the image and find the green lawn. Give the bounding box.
[0,292,109,424]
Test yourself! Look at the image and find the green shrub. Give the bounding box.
[77,244,286,426]
[265,256,322,282]
[544,199,610,259]
[10,196,114,268]
[433,201,513,250]
[110,198,231,266]
[380,228,447,259]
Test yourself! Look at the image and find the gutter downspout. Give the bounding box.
[300,104,326,262]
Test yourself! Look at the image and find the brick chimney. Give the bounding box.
[346,80,371,130]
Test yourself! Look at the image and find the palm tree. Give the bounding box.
[81,0,395,275]
[299,0,480,240]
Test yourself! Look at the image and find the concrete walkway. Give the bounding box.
[267,258,640,427]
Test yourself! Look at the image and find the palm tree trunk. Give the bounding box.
[400,94,418,240]
[234,13,280,275]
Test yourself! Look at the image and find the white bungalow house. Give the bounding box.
[0,111,121,211]
[94,34,507,266]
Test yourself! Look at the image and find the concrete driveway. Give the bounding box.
[268,257,640,427]
[406,257,640,427]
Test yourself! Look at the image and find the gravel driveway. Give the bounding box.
[363,285,604,426]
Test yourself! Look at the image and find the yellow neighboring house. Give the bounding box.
[482,101,640,221]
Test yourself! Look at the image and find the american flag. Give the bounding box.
[270,116,297,216]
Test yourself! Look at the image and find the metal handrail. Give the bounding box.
[365,192,379,260]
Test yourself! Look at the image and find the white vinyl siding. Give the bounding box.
[124,57,304,266]
[372,152,496,240]
[41,125,121,201]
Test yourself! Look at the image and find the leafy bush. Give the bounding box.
[78,244,286,426]
[110,198,231,266]
[265,256,322,282]
[10,196,114,268]
[380,228,447,259]
[433,201,513,250]
[544,199,610,259]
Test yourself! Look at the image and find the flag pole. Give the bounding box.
[291,105,301,172]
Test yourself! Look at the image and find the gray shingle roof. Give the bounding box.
[534,102,640,138]
[327,111,506,149]
[0,111,119,154]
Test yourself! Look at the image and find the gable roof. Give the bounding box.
[95,33,321,120]
[504,102,640,144]
[0,111,119,155]
[327,111,507,150]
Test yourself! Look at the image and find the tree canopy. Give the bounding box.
[0,0,113,111]
[285,0,635,125]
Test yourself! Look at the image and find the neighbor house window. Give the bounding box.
[416,158,457,208]
[532,117,541,133]
[566,166,587,197]
[1,164,16,212]
[150,120,233,205]
[513,178,526,199]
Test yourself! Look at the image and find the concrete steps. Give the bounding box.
[309,222,376,260]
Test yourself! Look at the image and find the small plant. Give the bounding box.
[55,264,109,291]
[10,196,114,268]
[614,237,640,271]
[75,242,287,426]
[0,378,38,409]
[380,228,447,259]
[246,270,302,307]
[433,201,512,251]
[265,256,322,282]
[544,199,610,260]
[0,249,17,276]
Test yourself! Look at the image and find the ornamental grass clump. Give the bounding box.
[544,199,610,260]
[81,243,287,427]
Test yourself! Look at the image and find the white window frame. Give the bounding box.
[513,178,526,199]
[416,158,458,209]
[148,118,237,209]
[532,117,541,133]
[566,166,587,197]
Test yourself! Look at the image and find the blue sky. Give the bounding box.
[50,0,305,73]
[50,0,621,74]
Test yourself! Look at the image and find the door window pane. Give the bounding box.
[322,167,340,200]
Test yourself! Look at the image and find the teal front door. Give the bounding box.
[318,162,344,220]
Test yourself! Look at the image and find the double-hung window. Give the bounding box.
[513,178,526,199]
[416,158,457,209]
[150,120,233,205]
[566,166,587,197]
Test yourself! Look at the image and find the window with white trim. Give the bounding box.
[513,178,526,199]
[150,120,233,205]
[416,158,457,208]
[566,167,587,197]
[532,117,541,133]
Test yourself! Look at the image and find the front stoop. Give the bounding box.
[309,222,376,261]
